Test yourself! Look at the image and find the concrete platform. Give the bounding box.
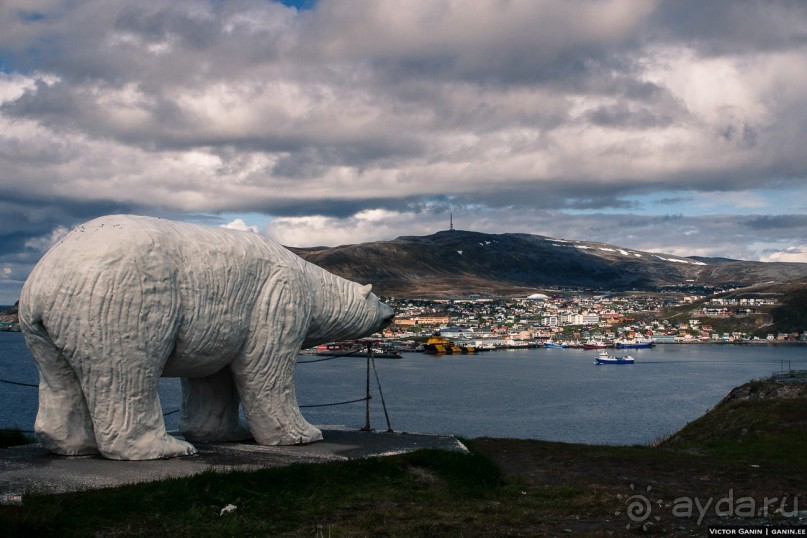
[0,428,467,504]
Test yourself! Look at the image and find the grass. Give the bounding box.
[0,442,624,537]
[2,379,805,536]
[0,428,34,448]
[658,390,807,466]
[1,444,516,537]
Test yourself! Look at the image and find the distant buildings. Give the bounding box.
[381,291,796,344]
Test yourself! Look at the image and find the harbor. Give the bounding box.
[4,331,806,446]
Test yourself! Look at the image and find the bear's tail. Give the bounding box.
[18,279,44,340]
[18,280,63,372]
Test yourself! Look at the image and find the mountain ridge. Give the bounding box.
[289,229,807,297]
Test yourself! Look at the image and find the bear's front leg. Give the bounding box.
[178,366,252,443]
[232,346,323,446]
[232,286,322,446]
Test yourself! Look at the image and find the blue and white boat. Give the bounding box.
[615,337,654,349]
[595,350,635,365]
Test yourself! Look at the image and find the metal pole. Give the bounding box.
[361,342,371,431]
[371,352,393,433]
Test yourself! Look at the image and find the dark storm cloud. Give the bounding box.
[113,5,221,50]
[586,103,676,130]
[1,0,807,301]
[650,1,807,55]
[741,215,807,231]
[0,196,135,302]
[654,196,693,207]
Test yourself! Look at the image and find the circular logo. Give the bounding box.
[620,484,662,530]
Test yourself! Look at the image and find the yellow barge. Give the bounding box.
[422,335,477,354]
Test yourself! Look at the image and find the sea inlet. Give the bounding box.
[2,331,805,445]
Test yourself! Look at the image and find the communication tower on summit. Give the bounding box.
[450,213,455,231]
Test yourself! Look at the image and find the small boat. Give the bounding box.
[0,322,21,332]
[300,341,402,359]
[594,350,635,365]
[614,337,655,349]
[543,341,567,349]
[583,341,608,350]
[300,342,360,356]
[362,348,403,359]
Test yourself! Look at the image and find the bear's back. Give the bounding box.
[29,215,298,277]
[21,215,306,334]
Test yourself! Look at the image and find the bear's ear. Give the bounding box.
[360,284,373,298]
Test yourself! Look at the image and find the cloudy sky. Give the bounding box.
[1,0,807,302]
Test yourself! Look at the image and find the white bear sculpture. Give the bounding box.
[19,215,394,460]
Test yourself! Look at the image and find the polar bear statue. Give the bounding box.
[19,215,395,460]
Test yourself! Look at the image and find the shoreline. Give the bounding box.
[655,339,807,345]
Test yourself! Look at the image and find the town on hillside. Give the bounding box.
[375,291,807,350]
[3,290,805,348]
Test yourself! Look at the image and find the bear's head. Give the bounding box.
[305,277,394,347]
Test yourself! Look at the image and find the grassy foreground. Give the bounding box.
[2,380,806,536]
[0,429,33,449]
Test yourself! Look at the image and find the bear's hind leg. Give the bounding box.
[72,295,196,461]
[25,329,97,455]
[178,366,251,443]
[80,358,197,460]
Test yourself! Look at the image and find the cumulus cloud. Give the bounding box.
[266,209,438,247]
[221,218,258,233]
[23,226,70,252]
[0,0,806,301]
[3,1,806,211]
[761,246,807,264]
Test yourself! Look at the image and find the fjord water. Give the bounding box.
[296,345,807,445]
[2,330,805,445]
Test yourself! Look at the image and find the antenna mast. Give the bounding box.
[450,213,454,231]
